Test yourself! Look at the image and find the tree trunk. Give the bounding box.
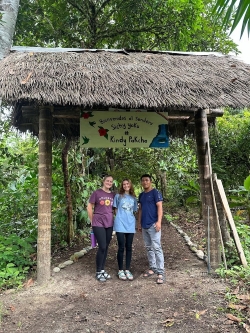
[81,147,86,177]
[37,106,52,285]
[159,170,167,199]
[0,0,20,59]
[62,138,74,244]
[106,148,114,172]
[195,109,221,269]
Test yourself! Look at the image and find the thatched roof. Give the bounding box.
[1,47,250,109]
[0,47,249,137]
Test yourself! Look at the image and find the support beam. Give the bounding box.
[37,105,53,284]
[195,109,221,269]
[21,105,224,119]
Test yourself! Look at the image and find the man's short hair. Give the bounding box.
[140,174,152,181]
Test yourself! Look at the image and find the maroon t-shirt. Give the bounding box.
[89,189,115,228]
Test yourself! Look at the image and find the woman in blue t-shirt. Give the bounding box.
[113,179,138,281]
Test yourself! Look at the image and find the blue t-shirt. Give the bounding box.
[113,194,137,233]
[138,189,163,229]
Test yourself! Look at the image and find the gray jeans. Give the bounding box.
[142,224,165,275]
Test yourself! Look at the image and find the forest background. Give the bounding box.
[0,0,250,290]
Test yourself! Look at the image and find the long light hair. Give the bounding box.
[119,179,136,197]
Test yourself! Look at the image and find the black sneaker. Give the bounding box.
[96,272,106,282]
[101,270,111,279]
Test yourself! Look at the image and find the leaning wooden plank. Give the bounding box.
[215,178,248,268]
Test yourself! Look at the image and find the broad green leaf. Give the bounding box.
[244,175,250,191]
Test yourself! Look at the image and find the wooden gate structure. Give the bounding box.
[0,47,250,284]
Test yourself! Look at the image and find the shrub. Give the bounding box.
[0,234,35,290]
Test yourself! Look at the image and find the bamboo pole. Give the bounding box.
[206,144,227,270]
[195,109,221,268]
[207,206,211,273]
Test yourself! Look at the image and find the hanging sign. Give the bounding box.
[80,110,169,148]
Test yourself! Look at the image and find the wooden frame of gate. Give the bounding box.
[1,48,250,284]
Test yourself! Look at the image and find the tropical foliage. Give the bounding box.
[227,175,250,221]
[14,0,238,53]
[209,109,250,188]
[0,234,35,289]
[213,0,250,37]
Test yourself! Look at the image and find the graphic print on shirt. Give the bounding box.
[121,198,134,214]
[99,196,113,206]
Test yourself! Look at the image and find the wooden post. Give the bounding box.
[195,109,221,268]
[37,106,53,284]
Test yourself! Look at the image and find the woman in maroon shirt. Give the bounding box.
[87,175,115,282]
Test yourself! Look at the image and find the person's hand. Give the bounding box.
[154,221,161,232]
[137,226,142,232]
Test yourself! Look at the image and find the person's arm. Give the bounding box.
[134,198,138,213]
[155,201,163,232]
[137,203,142,231]
[113,194,118,216]
[87,202,95,225]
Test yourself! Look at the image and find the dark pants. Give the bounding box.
[92,226,113,272]
[116,232,134,270]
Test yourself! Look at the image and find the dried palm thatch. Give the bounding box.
[0,48,249,137]
[0,48,250,109]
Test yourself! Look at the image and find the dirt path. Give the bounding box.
[0,220,244,333]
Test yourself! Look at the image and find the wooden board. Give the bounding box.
[215,178,248,267]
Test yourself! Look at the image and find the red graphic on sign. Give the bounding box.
[98,127,109,140]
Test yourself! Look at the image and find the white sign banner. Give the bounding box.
[80,111,169,148]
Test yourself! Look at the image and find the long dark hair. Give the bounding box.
[119,179,136,197]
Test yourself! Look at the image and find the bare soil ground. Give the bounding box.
[0,212,246,333]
